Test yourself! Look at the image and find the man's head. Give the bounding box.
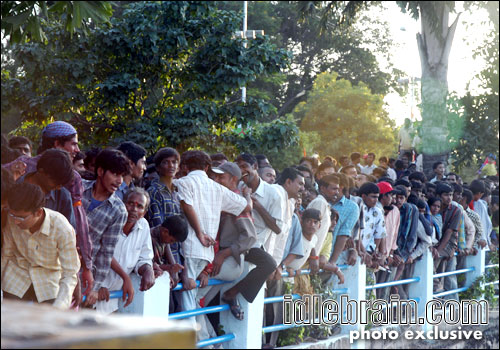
[154,147,180,178]
[377,181,395,207]
[277,167,305,200]
[73,151,85,172]
[451,183,463,203]
[296,165,313,184]
[379,156,388,167]
[258,166,276,185]
[9,136,32,157]
[350,152,361,165]
[339,156,350,168]
[395,178,411,197]
[40,121,80,160]
[117,141,147,180]
[318,174,342,203]
[84,147,101,173]
[159,215,188,244]
[425,182,436,199]
[124,188,150,226]
[95,149,131,194]
[469,179,486,201]
[461,189,474,209]
[359,182,380,208]
[410,180,425,200]
[299,156,319,173]
[433,161,445,177]
[446,172,458,184]
[212,162,241,190]
[340,164,357,179]
[408,171,427,184]
[428,197,442,216]
[355,173,369,188]
[36,149,75,193]
[394,160,406,171]
[301,208,322,238]
[302,183,318,208]
[210,153,228,168]
[182,150,212,173]
[394,186,408,209]
[236,153,259,185]
[316,161,336,180]
[436,182,453,208]
[372,167,387,179]
[255,154,271,169]
[404,118,411,128]
[365,153,375,166]
[7,182,46,231]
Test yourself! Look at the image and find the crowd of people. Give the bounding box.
[1,121,499,347]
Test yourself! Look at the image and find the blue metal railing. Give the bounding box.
[433,287,469,298]
[197,333,235,348]
[365,277,420,291]
[433,267,475,279]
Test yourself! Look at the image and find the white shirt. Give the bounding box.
[267,184,294,265]
[361,164,377,175]
[288,235,318,270]
[95,218,153,314]
[360,204,386,253]
[306,194,331,255]
[387,167,397,181]
[473,199,492,247]
[409,219,432,261]
[175,170,247,262]
[241,179,283,251]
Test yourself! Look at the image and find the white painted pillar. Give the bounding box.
[219,262,264,349]
[117,272,170,320]
[408,250,433,331]
[464,248,486,293]
[340,258,366,349]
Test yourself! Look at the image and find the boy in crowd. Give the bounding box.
[2,183,80,309]
[115,141,147,201]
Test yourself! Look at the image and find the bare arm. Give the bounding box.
[253,197,281,234]
[329,235,350,264]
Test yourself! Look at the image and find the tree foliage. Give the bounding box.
[1,1,113,44]
[2,1,298,157]
[297,72,397,159]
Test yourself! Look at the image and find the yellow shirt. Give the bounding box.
[1,208,80,309]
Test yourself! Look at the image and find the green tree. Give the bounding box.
[2,2,298,157]
[297,72,397,159]
[1,1,113,44]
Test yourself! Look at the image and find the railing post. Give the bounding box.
[340,257,366,349]
[219,262,264,349]
[408,250,433,331]
[464,248,486,293]
[117,272,170,320]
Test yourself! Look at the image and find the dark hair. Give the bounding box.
[318,174,341,189]
[210,153,228,162]
[182,150,212,171]
[277,167,303,185]
[436,182,453,196]
[394,185,408,197]
[300,156,319,169]
[255,154,269,166]
[462,189,473,204]
[446,172,458,178]
[358,182,380,196]
[161,215,188,242]
[426,182,436,190]
[394,160,405,170]
[408,172,427,183]
[9,136,32,150]
[433,161,444,170]
[451,182,463,194]
[469,179,486,195]
[407,193,419,205]
[236,153,257,166]
[379,156,388,163]
[83,147,101,168]
[368,152,376,158]
[350,152,361,162]
[416,199,426,210]
[37,149,75,186]
[330,208,339,222]
[318,161,335,173]
[377,177,394,186]
[117,141,147,165]
[7,182,45,212]
[395,179,411,188]
[154,147,180,168]
[428,197,442,207]
[73,151,85,162]
[372,167,387,178]
[492,195,499,206]
[339,155,349,163]
[410,180,422,190]
[302,208,322,221]
[39,133,76,154]
[296,165,313,180]
[1,167,14,203]
[95,149,131,177]
[1,144,22,164]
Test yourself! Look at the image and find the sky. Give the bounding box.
[373,2,494,126]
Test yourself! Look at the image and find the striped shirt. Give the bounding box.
[1,208,80,309]
[82,180,128,291]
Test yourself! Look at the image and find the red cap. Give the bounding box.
[377,181,394,195]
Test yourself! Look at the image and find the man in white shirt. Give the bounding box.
[94,188,155,314]
[361,153,377,175]
[175,151,250,321]
[470,180,492,250]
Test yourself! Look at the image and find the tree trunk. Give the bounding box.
[417,2,460,178]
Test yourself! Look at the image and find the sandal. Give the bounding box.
[222,295,244,320]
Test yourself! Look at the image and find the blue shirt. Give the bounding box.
[330,196,360,251]
[281,214,304,263]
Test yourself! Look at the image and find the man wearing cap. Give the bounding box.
[375,181,401,300]
[197,162,275,322]
[3,121,93,304]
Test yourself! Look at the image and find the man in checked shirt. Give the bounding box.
[81,149,131,306]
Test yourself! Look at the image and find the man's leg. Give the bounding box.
[180,257,208,327]
[443,256,458,300]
